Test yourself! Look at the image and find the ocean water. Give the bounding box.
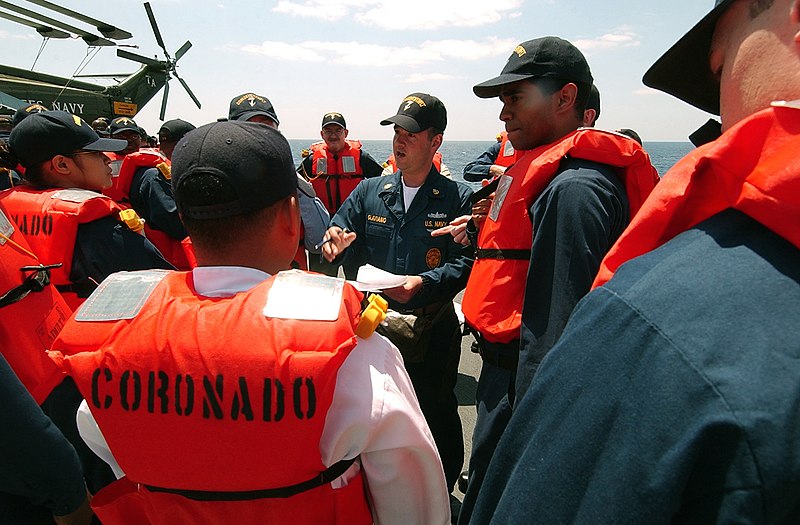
[288,139,694,190]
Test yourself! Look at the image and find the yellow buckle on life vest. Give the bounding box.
[356,293,388,338]
[119,209,145,233]
[156,162,171,180]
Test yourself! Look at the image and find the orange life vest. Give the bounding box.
[594,104,800,288]
[0,186,123,310]
[384,151,444,174]
[103,149,189,269]
[307,140,365,215]
[495,131,526,168]
[0,202,68,404]
[462,129,660,343]
[50,270,372,524]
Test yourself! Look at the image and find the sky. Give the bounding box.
[0,0,717,142]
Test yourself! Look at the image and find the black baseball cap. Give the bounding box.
[642,0,733,115]
[171,121,312,220]
[228,93,280,126]
[109,117,139,135]
[9,111,127,168]
[159,119,196,143]
[321,112,346,129]
[12,103,48,127]
[380,93,447,133]
[473,37,593,99]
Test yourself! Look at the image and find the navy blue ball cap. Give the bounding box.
[109,116,140,135]
[171,121,312,220]
[473,37,592,99]
[12,102,48,127]
[228,92,280,126]
[380,93,447,133]
[158,118,196,143]
[643,0,734,115]
[9,111,127,168]
[321,112,346,129]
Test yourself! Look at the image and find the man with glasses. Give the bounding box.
[298,112,383,275]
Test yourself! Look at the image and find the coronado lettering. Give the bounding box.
[90,368,317,422]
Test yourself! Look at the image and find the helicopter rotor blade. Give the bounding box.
[159,78,169,121]
[174,41,192,62]
[24,0,132,40]
[173,72,201,109]
[0,0,114,46]
[143,2,170,60]
[0,10,70,38]
[117,48,163,68]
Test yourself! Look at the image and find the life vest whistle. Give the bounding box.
[356,293,388,338]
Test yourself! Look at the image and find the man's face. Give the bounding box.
[498,79,558,151]
[321,124,348,153]
[116,130,142,155]
[709,0,789,130]
[392,125,440,173]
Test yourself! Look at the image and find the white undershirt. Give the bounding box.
[75,266,450,525]
[401,179,421,212]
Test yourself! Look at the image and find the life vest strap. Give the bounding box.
[475,248,531,260]
[0,264,58,309]
[143,456,358,501]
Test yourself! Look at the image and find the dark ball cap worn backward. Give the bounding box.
[380,93,447,133]
[228,93,280,126]
[643,0,733,115]
[109,117,139,135]
[171,121,313,220]
[12,103,48,127]
[473,37,593,99]
[10,111,127,168]
[321,112,346,129]
[159,118,196,143]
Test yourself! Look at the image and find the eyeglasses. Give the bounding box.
[322,128,345,136]
[68,150,105,160]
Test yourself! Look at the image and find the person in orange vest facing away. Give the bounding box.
[442,38,659,523]
[469,0,800,521]
[298,112,383,276]
[0,111,173,310]
[51,120,451,525]
[227,92,330,271]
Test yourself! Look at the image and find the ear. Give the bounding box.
[320,129,325,140]
[792,0,800,41]
[431,132,443,150]
[582,108,597,127]
[555,83,579,114]
[50,154,72,175]
[284,195,301,237]
[343,129,349,139]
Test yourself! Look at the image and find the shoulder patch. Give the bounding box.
[75,270,170,322]
[51,188,108,204]
[264,270,344,321]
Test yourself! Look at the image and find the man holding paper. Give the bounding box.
[322,93,474,501]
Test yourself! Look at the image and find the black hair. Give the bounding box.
[177,171,281,254]
[615,128,643,146]
[528,77,592,121]
[0,140,46,185]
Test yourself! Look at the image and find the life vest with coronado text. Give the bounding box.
[0,201,68,404]
[462,128,660,343]
[593,103,800,288]
[0,186,123,310]
[50,270,372,525]
[308,140,364,215]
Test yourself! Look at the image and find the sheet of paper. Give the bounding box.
[349,264,407,292]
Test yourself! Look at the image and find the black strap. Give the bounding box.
[475,248,531,260]
[0,264,60,309]
[144,456,358,501]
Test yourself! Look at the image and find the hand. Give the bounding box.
[383,275,423,303]
[472,197,492,228]
[431,215,471,246]
[488,164,507,179]
[53,490,93,525]
[321,226,357,262]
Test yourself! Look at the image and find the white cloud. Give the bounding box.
[0,30,34,41]
[273,0,523,29]
[402,72,460,84]
[239,37,517,67]
[573,27,640,54]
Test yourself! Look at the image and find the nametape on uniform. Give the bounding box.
[0,208,14,245]
[264,270,344,321]
[488,174,513,222]
[75,270,170,322]
[51,188,108,204]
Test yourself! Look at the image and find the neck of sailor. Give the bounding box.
[192,195,301,276]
